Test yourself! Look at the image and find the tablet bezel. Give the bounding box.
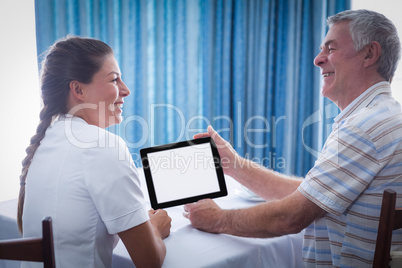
[140,137,227,209]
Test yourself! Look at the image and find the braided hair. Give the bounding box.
[18,36,113,233]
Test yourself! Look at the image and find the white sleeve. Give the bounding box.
[83,134,149,234]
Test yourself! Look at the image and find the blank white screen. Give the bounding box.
[147,143,220,203]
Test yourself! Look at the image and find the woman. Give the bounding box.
[18,36,171,268]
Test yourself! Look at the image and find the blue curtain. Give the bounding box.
[35,0,350,176]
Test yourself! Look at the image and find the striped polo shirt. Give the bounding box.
[298,81,402,267]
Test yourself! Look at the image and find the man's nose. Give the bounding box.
[314,51,327,67]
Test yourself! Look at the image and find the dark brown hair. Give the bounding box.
[18,36,113,233]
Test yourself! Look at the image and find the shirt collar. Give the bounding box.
[334,81,392,123]
[57,114,88,124]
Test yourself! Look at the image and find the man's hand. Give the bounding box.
[194,125,242,177]
[183,199,226,233]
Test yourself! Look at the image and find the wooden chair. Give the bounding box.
[373,189,402,268]
[0,217,55,268]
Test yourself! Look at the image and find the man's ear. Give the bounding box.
[364,41,381,68]
[69,80,85,101]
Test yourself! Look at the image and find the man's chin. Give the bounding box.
[321,85,333,99]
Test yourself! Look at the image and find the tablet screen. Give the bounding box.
[140,137,227,209]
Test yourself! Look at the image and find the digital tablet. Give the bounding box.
[140,137,227,209]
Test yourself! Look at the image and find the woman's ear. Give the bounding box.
[69,80,85,101]
[364,41,381,68]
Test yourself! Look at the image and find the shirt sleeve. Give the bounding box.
[83,133,149,234]
[298,123,380,216]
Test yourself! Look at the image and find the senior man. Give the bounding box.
[184,9,402,267]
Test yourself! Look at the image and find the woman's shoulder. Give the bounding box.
[54,115,127,150]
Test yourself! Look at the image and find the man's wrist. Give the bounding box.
[217,209,233,234]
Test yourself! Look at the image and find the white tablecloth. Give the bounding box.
[0,173,304,268]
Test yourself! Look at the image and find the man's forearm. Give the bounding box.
[218,195,307,237]
[230,157,302,201]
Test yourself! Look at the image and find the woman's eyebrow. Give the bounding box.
[107,71,120,76]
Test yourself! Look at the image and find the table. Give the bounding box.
[0,173,304,268]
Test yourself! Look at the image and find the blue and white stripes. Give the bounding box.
[299,82,402,267]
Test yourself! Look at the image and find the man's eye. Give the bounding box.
[112,78,118,83]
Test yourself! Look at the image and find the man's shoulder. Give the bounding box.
[347,96,402,131]
[339,97,402,149]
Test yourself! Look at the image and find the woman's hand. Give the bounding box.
[119,210,171,267]
[149,209,171,239]
[194,125,242,177]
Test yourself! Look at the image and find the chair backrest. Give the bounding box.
[373,189,402,268]
[0,217,55,268]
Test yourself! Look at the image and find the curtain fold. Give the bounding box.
[35,0,350,176]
